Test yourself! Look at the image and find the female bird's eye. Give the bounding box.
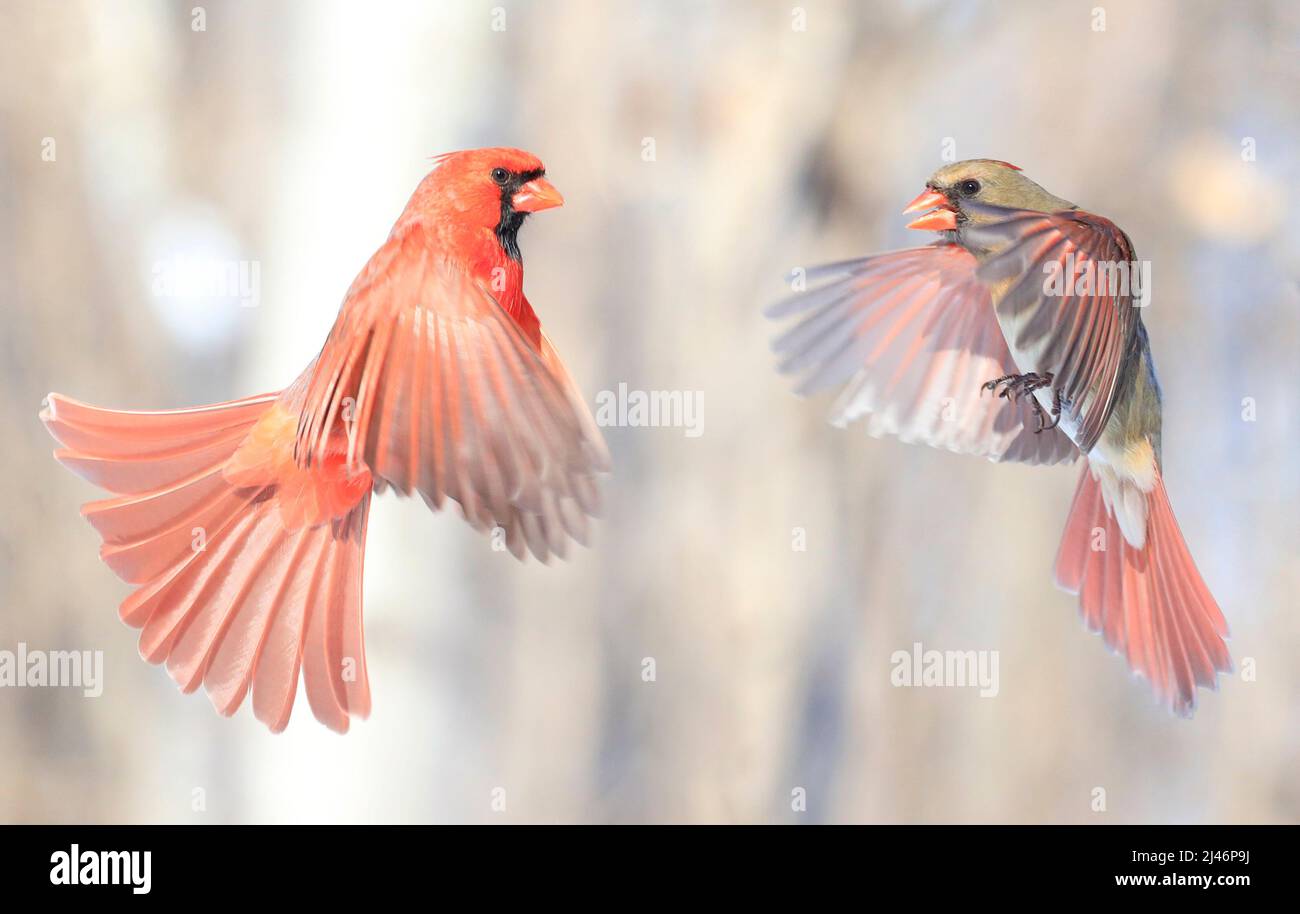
[491,168,509,185]
[957,179,981,197]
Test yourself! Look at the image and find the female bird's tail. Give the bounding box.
[1053,463,1231,715]
[41,391,371,733]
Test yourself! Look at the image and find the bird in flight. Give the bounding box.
[767,159,1230,715]
[41,147,610,732]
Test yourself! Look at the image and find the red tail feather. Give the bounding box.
[1054,464,1231,715]
[41,392,371,733]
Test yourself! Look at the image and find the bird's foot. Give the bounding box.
[980,371,1061,433]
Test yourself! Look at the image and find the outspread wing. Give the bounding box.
[294,226,610,561]
[964,205,1144,455]
[767,243,1077,465]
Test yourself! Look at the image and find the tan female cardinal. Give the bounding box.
[768,159,1230,716]
[41,148,610,733]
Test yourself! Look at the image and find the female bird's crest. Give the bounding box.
[903,159,1074,231]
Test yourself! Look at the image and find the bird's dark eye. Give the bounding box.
[491,167,510,185]
[956,179,981,197]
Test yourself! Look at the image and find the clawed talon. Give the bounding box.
[980,372,1061,434]
[980,374,1019,399]
[1038,387,1063,432]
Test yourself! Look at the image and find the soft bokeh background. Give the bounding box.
[1,0,1296,824]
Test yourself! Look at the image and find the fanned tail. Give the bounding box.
[1054,463,1231,716]
[41,392,371,733]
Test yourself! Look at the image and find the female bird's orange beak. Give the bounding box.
[902,187,958,231]
[512,177,565,213]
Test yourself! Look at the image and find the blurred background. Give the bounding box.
[1,0,1296,824]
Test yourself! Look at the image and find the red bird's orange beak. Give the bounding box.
[902,187,958,231]
[512,177,564,213]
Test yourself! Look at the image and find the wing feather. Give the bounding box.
[294,226,609,561]
[767,243,1077,465]
[965,205,1142,454]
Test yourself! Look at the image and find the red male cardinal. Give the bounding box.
[768,159,1229,715]
[41,148,609,733]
